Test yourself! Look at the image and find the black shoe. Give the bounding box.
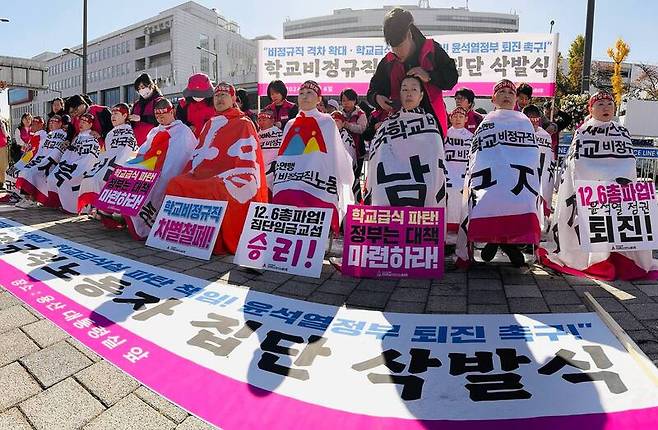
[501,245,525,267]
[481,243,498,262]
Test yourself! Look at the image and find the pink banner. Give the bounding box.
[2,260,657,429]
[94,166,159,216]
[342,205,445,279]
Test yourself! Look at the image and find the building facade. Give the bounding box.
[11,1,257,126]
[283,5,518,39]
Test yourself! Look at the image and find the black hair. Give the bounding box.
[134,73,155,91]
[236,88,251,110]
[455,87,475,105]
[516,83,533,98]
[522,104,542,117]
[383,7,414,47]
[318,96,328,109]
[17,112,32,129]
[51,97,64,106]
[64,95,88,113]
[401,75,425,91]
[154,98,172,110]
[267,80,288,100]
[339,88,358,102]
[475,107,488,115]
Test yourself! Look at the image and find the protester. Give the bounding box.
[176,73,216,138]
[46,112,100,213]
[339,88,368,200]
[317,97,328,113]
[0,119,8,188]
[123,98,197,239]
[523,104,555,230]
[130,73,163,145]
[331,111,358,170]
[271,80,355,233]
[236,88,258,125]
[456,79,541,267]
[14,113,34,152]
[264,79,298,130]
[444,107,473,244]
[46,97,66,131]
[367,7,458,136]
[454,87,483,134]
[13,116,47,173]
[78,103,138,212]
[16,115,69,207]
[256,109,283,193]
[166,82,268,254]
[65,95,112,143]
[516,83,533,111]
[365,75,446,211]
[540,92,658,280]
[543,101,573,159]
[327,99,341,114]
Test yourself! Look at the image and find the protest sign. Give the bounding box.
[146,196,227,260]
[576,180,658,252]
[257,33,558,96]
[0,216,656,429]
[342,205,444,279]
[233,203,332,278]
[94,166,159,216]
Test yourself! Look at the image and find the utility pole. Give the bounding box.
[581,0,595,92]
[82,0,88,94]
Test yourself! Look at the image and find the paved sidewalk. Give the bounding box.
[0,207,657,429]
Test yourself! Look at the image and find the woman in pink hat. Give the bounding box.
[175,73,217,138]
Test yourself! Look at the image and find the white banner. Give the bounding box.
[146,196,227,260]
[234,203,332,278]
[257,33,558,96]
[576,180,658,252]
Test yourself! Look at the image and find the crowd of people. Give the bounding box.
[1,6,656,281]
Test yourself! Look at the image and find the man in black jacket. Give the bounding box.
[367,7,458,135]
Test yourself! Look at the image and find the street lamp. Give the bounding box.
[549,20,555,34]
[0,18,9,23]
[197,46,220,83]
[61,0,88,94]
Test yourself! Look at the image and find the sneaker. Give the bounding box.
[15,199,39,209]
[480,243,498,262]
[501,245,525,267]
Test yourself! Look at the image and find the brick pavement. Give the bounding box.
[0,207,657,429]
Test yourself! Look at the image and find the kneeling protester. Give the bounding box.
[365,75,446,209]
[78,103,138,211]
[16,115,69,204]
[257,110,283,194]
[540,92,658,280]
[456,80,541,266]
[445,107,473,243]
[123,98,197,239]
[47,113,100,212]
[166,82,268,254]
[271,80,355,233]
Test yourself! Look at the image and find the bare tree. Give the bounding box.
[633,63,658,100]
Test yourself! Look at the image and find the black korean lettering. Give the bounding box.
[258,331,331,381]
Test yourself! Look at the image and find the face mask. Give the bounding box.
[193,97,205,102]
[138,88,153,99]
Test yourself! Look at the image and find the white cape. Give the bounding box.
[47,130,100,213]
[536,126,556,230]
[258,125,283,192]
[445,126,473,244]
[365,108,446,210]
[17,129,69,203]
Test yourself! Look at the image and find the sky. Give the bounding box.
[0,0,655,118]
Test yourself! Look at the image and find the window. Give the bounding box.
[102,87,120,107]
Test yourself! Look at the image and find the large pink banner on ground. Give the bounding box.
[94,166,159,216]
[342,205,445,279]
[1,217,657,430]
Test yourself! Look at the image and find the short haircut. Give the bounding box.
[64,95,88,112]
[455,87,475,105]
[516,83,533,98]
[339,88,358,102]
[51,97,64,105]
[267,80,288,100]
[383,7,414,47]
[522,104,542,117]
[154,98,173,110]
[401,75,424,90]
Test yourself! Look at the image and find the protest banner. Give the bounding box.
[576,180,658,252]
[234,203,332,278]
[342,205,444,279]
[0,217,657,429]
[258,33,558,96]
[146,196,227,260]
[94,166,159,216]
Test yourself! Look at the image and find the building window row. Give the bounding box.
[437,15,517,25]
[88,62,132,83]
[49,40,131,78]
[284,16,359,32]
[288,25,516,39]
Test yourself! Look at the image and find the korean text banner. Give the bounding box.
[342,205,445,279]
[94,166,159,216]
[257,33,558,97]
[146,195,228,260]
[576,180,658,252]
[0,217,657,429]
[233,203,332,278]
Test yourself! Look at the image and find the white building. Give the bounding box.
[283,5,518,39]
[11,1,257,126]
